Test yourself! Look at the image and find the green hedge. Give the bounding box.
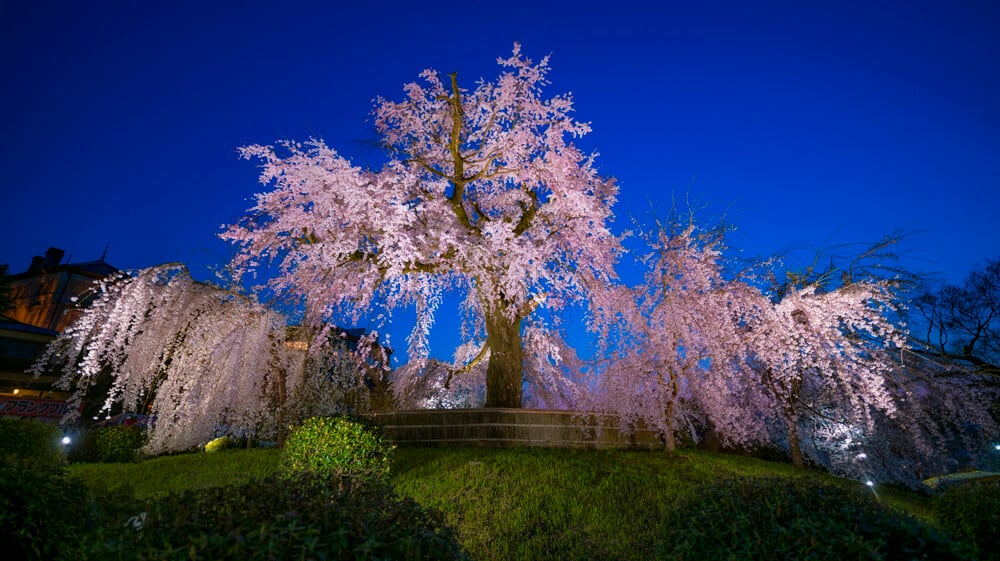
[74,475,468,561]
[0,418,64,465]
[656,476,971,561]
[282,416,394,482]
[72,425,147,463]
[935,480,1000,561]
[0,456,90,561]
[2,455,467,560]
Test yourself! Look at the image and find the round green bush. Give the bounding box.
[282,416,394,482]
[205,435,236,453]
[73,425,148,463]
[935,479,1000,561]
[0,418,64,465]
[656,476,970,561]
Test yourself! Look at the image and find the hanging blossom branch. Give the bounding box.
[29,264,368,454]
[585,219,762,452]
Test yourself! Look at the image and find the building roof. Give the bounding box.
[9,246,119,280]
[10,259,118,280]
[61,259,119,277]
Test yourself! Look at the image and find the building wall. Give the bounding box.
[7,247,116,332]
[1,247,117,400]
[8,270,103,332]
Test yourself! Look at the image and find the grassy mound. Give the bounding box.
[67,446,962,561]
[657,476,969,560]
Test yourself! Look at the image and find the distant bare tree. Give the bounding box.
[914,259,1000,373]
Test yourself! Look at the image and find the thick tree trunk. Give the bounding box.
[785,414,804,468]
[269,326,300,447]
[275,363,289,446]
[484,310,524,408]
[663,402,677,453]
[662,371,679,453]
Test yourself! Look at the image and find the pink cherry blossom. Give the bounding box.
[30,264,365,453]
[222,45,622,407]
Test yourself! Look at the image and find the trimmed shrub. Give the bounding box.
[0,418,63,465]
[73,425,148,463]
[76,474,469,561]
[204,435,236,453]
[656,476,971,561]
[935,480,1000,561]
[282,416,394,482]
[0,456,90,561]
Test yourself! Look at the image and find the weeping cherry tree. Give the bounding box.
[587,219,762,452]
[30,264,363,454]
[737,275,908,468]
[222,44,621,408]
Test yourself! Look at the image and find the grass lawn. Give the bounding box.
[68,447,282,498]
[67,446,939,561]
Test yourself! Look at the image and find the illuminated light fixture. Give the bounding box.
[12,388,19,395]
[856,452,867,460]
[994,444,1000,451]
[865,480,874,487]
[61,436,71,445]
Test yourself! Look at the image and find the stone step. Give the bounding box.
[367,408,663,450]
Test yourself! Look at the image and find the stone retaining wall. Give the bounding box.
[366,408,663,450]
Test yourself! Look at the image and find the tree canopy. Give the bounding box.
[223,45,621,407]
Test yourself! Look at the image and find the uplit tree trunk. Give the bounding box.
[660,369,679,453]
[785,412,804,468]
[784,373,806,468]
[269,335,290,447]
[764,366,806,468]
[484,309,524,408]
[663,401,677,453]
[259,334,295,449]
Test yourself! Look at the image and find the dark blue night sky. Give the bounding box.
[2,1,998,361]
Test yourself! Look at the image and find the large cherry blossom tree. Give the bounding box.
[30,264,364,454]
[223,45,621,407]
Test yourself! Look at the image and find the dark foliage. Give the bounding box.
[72,425,148,463]
[656,476,972,561]
[0,456,90,561]
[73,474,468,561]
[0,418,64,466]
[936,479,1000,561]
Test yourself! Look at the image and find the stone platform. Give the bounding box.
[367,408,663,450]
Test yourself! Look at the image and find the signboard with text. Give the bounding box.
[0,397,78,420]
